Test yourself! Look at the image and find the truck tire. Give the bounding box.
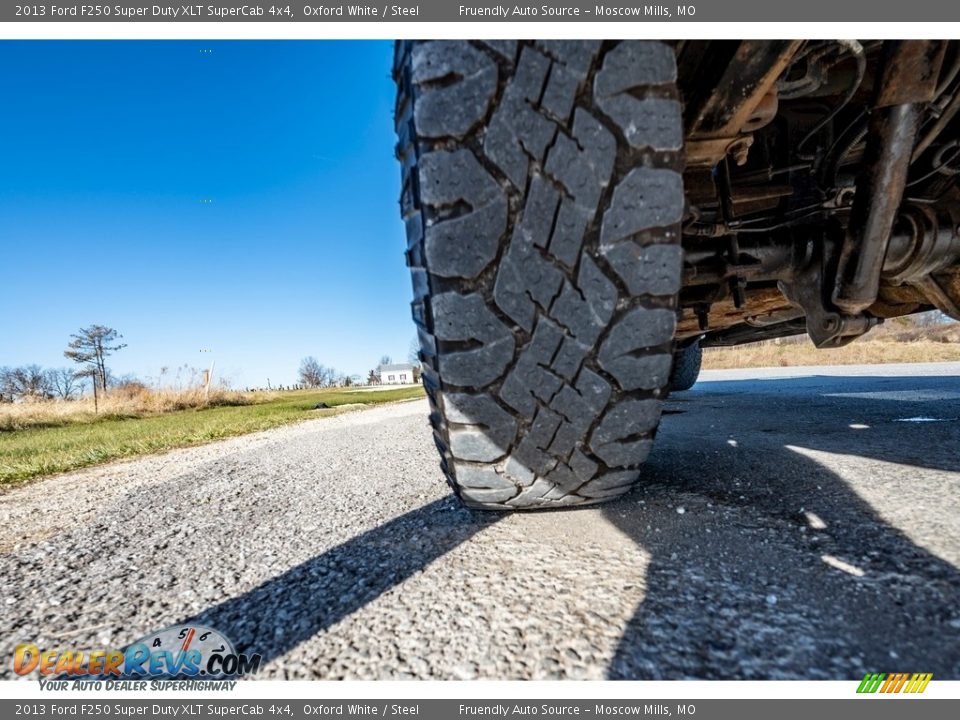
[669,341,702,392]
[394,41,684,509]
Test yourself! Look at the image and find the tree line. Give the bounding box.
[296,354,389,388]
[297,356,348,388]
[297,350,422,389]
[1,325,124,403]
[4,325,427,402]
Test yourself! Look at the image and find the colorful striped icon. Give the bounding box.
[857,672,933,693]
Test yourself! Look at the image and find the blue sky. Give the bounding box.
[0,40,414,388]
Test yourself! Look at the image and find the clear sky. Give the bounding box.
[0,40,414,388]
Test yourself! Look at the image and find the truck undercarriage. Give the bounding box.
[395,40,960,509]
[676,40,960,349]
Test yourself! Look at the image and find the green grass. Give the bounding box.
[0,386,424,488]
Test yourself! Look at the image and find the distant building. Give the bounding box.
[378,363,417,385]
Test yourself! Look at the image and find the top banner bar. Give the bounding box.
[5,1,960,23]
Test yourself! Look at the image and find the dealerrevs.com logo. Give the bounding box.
[14,624,261,680]
[857,673,933,694]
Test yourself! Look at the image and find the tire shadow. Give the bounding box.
[182,496,498,668]
[604,372,960,679]
[175,371,960,680]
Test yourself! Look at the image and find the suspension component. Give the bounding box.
[832,41,946,314]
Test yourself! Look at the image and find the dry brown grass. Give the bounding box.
[704,339,960,370]
[0,386,251,432]
[704,320,960,370]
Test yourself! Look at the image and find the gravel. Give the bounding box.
[2,364,959,680]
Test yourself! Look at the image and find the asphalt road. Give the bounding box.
[2,362,959,680]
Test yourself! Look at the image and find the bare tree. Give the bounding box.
[913,310,954,326]
[64,325,126,392]
[45,367,80,400]
[320,366,338,387]
[0,367,14,402]
[299,357,340,388]
[299,356,325,388]
[371,354,395,385]
[0,365,53,400]
[408,337,421,366]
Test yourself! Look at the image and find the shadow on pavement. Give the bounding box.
[184,496,498,668]
[181,371,960,679]
[605,372,960,679]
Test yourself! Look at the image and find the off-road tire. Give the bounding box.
[394,41,684,509]
[669,342,702,392]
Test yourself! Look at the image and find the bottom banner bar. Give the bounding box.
[2,699,957,720]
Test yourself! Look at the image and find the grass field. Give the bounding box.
[0,386,424,487]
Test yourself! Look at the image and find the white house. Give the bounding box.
[378,363,417,385]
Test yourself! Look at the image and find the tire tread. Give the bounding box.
[395,41,684,509]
